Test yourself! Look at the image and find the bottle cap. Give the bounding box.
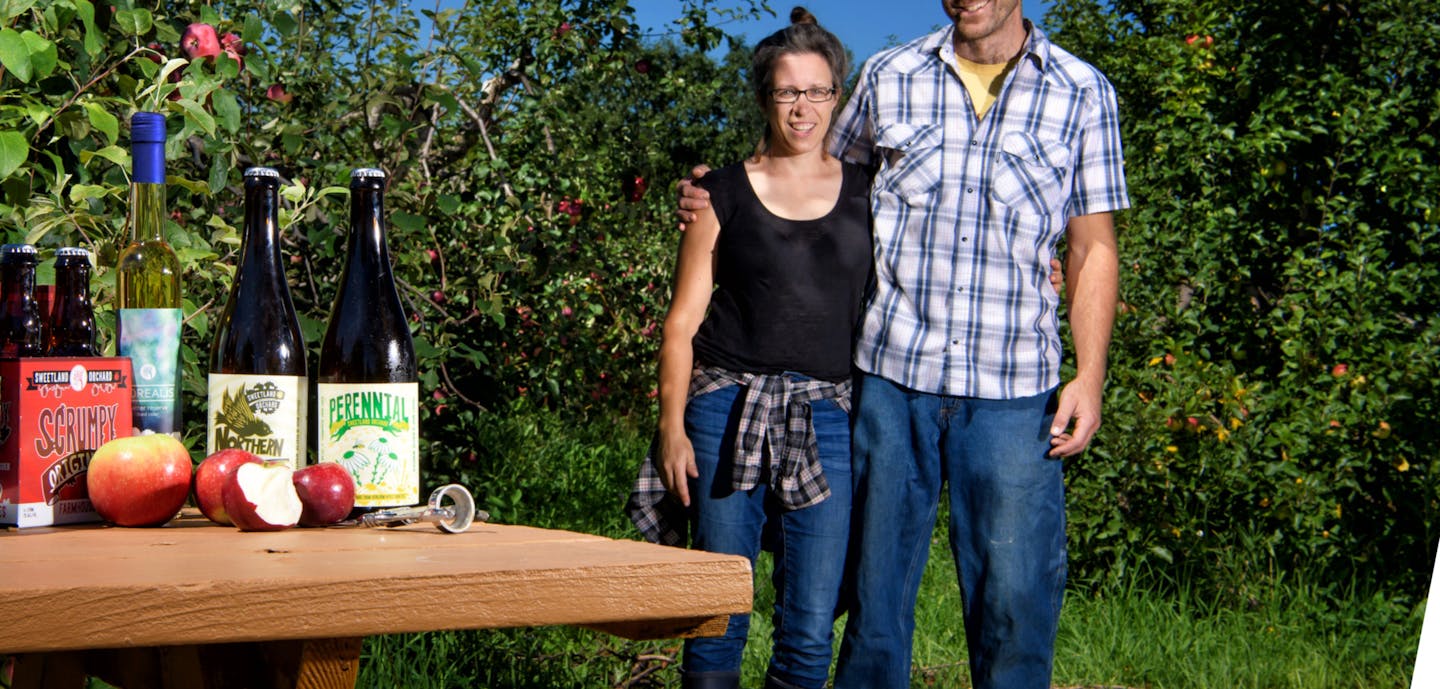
[130,112,167,144]
[130,112,167,185]
[351,168,386,180]
[56,247,91,261]
[0,244,38,264]
[244,167,281,179]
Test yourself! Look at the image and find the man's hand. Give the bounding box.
[1049,374,1103,457]
[675,164,712,230]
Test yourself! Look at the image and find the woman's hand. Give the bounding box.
[656,429,699,506]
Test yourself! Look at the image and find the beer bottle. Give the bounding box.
[0,244,43,357]
[45,247,98,357]
[316,168,419,513]
[116,112,183,435]
[207,168,308,469]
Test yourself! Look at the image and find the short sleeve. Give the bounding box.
[1066,77,1130,218]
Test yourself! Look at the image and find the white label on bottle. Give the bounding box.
[207,373,307,470]
[316,382,419,507]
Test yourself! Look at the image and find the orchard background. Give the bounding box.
[1,0,1436,685]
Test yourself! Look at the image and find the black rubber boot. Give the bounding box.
[762,672,806,689]
[680,670,741,689]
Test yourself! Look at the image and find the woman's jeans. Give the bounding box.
[681,382,851,689]
[833,374,1066,689]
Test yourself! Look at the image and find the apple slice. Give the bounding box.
[293,463,357,526]
[222,462,302,531]
[194,449,262,525]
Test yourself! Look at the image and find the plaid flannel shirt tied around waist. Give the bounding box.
[626,367,853,546]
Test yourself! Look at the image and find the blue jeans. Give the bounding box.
[682,382,852,689]
[833,374,1065,689]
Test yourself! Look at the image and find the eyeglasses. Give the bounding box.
[770,87,837,103]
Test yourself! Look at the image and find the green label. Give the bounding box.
[316,382,419,507]
[116,308,182,435]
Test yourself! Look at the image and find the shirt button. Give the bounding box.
[952,339,960,345]
[967,187,974,193]
[970,140,978,145]
[961,237,968,242]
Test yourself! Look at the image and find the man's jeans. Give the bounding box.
[833,374,1066,689]
[682,382,852,689]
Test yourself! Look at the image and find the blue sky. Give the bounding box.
[423,2,1053,68]
[628,1,1055,66]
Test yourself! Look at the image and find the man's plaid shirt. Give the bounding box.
[627,367,852,547]
[832,22,1130,399]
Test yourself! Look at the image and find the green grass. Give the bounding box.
[362,409,1423,689]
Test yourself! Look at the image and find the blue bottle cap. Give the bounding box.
[130,112,167,184]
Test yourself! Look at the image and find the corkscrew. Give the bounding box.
[351,484,486,534]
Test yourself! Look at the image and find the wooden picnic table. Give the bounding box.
[0,512,752,688]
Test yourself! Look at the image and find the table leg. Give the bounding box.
[4,637,363,689]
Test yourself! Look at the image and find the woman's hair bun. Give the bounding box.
[790,6,817,25]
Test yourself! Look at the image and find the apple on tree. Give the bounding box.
[88,433,193,528]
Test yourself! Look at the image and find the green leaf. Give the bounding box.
[68,184,114,203]
[78,145,127,168]
[273,12,297,37]
[391,211,427,232]
[176,98,216,136]
[74,0,100,57]
[0,28,33,83]
[153,20,179,44]
[242,14,263,44]
[83,102,118,145]
[2,0,36,21]
[112,8,152,36]
[212,88,241,134]
[0,131,29,180]
[168,175,209,195]
[20,30,56,78]
[207,152,228,194]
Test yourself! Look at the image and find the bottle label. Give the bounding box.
[316,382,419,507]
[116,308,182,435]
[207,373,308,470]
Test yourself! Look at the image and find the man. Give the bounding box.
[680,1,1126,687]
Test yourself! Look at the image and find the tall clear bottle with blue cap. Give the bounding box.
[116,112,183,436]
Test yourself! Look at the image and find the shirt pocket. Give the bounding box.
[990,130,1071,216]
[875,122,943,206]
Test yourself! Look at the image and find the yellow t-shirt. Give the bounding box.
[953,54,1018,120]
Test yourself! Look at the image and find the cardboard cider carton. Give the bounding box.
[0,357,134,527]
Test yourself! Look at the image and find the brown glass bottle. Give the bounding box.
[45,247,98,357]
[207,168,309,469]
[0,244,44,358]
[316,168,419,513]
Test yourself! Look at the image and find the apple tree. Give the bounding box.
[1047,0,1440,598]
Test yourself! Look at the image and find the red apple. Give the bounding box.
[194,449,262,525]
[222,462,302,531]
[265,84,294,104]
[292,463,357,526]
[88,434,193,527]
[180,23,221,61]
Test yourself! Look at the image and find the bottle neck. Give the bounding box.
[55,265,90,302]
[347,185,391,269]
[130,182,167,242]
[243,181,284,268]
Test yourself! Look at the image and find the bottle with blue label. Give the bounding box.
[116,112,183,436]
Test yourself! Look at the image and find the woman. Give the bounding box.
[627,8,870,689]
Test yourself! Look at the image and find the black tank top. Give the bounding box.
[691,160,873,382]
